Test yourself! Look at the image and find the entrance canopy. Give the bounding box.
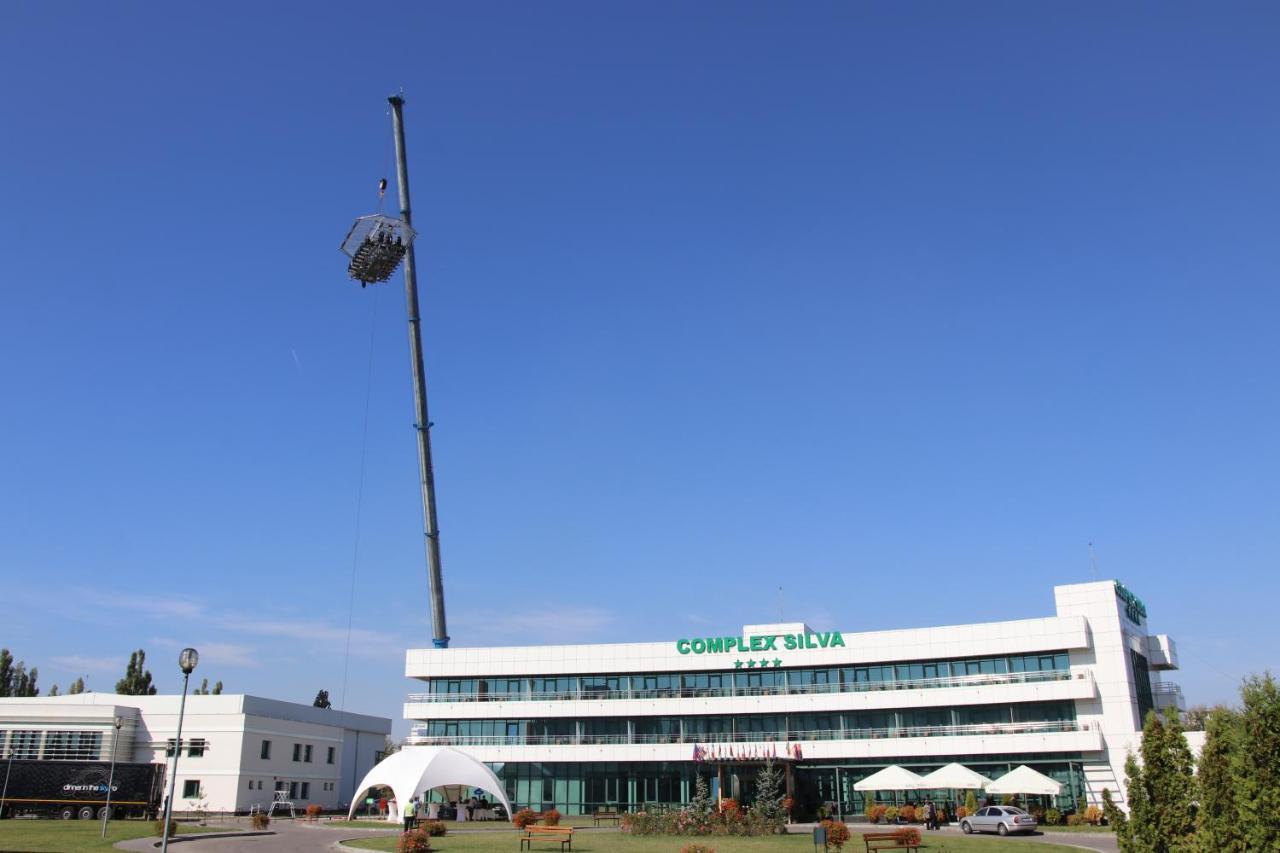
[917,763,992,791]
[985,765,1062,796]
[347,746,513,823]
[853,765,926,791]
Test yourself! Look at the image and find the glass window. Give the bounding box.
[327,746,335,764]
[165,739,177,758]
[301,782,310,799]
[188,738,206,758]
[261,740,271,760]
[292,743,301,762]
[182,780,201,799]
[304,745,313,763]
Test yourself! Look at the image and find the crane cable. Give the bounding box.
[338,287,382,713]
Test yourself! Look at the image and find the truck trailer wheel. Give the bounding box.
[59,807,75,820]
[78,806,95,820]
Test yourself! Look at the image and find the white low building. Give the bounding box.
[402,580,1184,816]
[0,693,391,814]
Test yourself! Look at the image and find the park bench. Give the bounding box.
[593,808,620,826]
[520,825,574,851]
[863,830,920,852]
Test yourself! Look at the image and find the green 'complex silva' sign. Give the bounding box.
[676,632,845,656]
[1114,581,1147,624]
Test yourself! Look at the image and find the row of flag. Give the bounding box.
[691,742,804,761]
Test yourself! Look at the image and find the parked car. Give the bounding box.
[960,805,1038,835]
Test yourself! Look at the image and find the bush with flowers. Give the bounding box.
[397,829,433,853]
[821,819,851,850]
[512,808,538,829]
[680,845,716,853]
[543,808,561,826]
[898,805,916,823]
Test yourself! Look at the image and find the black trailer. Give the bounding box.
[0,759,164,820]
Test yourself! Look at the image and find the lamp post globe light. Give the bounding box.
[159,648,197,853]
[100,715,124,838]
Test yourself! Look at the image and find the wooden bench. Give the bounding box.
[593,809,620,826]
[863,831,920,852]
[520,825,574,851]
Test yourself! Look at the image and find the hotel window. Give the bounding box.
[188,738,206,758]
[289,781,298,799]
[304,744,313,763]
[301,782,310,799]
[292,743,301,762]
[247,780,254,790]
[327,746,335,764]
[8,732,38,758]
[182,780,201,798]
[261,740,272,759]
[257,780,263,790]
[165,739,177,757]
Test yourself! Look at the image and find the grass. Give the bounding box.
[0,818,219,852]
[341,830,1089,852]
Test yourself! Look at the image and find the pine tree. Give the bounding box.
[690,773,712,818]
[116,649,157,695]
[1110,709,1196,853]
[750,760,786,828]
[1196,706,1245,851]
[1235,673,1280,851]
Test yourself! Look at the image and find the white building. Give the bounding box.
[0,693,390,814]
[401,580,1183,816]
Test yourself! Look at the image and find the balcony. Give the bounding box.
[406,718,1090,748]
[1153,682,1186,713]
[1146,635,1179,671]
[406,668,1076,705]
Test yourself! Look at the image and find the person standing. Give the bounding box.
[402,797,416,833]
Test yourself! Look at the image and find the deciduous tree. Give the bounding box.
[115,649,157,695]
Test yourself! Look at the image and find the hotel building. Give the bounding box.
[403,580,1183,816]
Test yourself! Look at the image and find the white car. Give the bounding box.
[961,805,1038,835]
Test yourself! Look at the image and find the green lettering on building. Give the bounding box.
[675,631,845,656]
[1114,581,1147,624]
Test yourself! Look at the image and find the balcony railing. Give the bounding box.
[407,669,1078,705]
[407,718,1090,748]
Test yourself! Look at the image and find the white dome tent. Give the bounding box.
[346,746,513,823]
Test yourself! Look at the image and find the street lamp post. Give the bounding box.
[1,746,14,819]
[101,715,124,838]
[159,648,198,853]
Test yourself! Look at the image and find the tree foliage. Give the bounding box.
[68,677,86,694]
[192,678,223,695]
[0,649,40,697]
[1233,673,1280,851]
[313,689,332,709]
[116,649,157,695]
[1110,708,1196,853]
[1196,706,1245,852]
[749,760,786,826]
[690,773,712,818]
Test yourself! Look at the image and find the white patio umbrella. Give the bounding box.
[916,763,993,790]
[985,765,1062,796]
[853,765,927,791]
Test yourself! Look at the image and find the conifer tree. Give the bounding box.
[68,677,86,694]
[1234,673,1280,851]
[1196,706,1245,851]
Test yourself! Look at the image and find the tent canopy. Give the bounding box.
[346,746,513,823]
[916,763,993,791]
[853,765,926,791]
[985,765,1062,796]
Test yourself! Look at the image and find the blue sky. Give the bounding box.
[1,2,1276,733]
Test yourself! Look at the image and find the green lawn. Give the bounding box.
[341,830,1087,852]
[0,819,218,852]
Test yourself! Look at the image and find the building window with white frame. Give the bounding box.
[261,739,271,759]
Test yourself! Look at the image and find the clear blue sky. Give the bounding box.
[1,3,1276,732]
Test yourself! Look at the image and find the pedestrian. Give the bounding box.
[923,801,934,830]
[402,797,416,833]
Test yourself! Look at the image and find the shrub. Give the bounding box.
[250,812,270,830]
[871,804,887,823]
[965,790,978,814]
[153,818,177,838]
[1044,807,1061,826]
[821,819,851,850]
[956,806,969,819]
[397,829,433,853]
[782,796,794,815]
[898,805,916,823]
[512,808,538,829]
[306,803,323,820]
[680,845,717,853]
[543,808,561,826]
[1084,804,1103,825]
[884,806,898,823]
[897,828,921,847]
[718,798,739,816]
[1067,813,1085,826]
[421,820,447,836]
